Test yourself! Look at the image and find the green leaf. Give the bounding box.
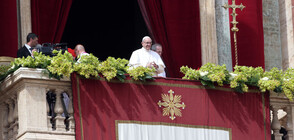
[274,85,283,93]
[234,85,244,93]
[200,80,215,89]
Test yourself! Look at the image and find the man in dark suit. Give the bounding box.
[17,33,39,58]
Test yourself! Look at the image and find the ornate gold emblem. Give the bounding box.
[158,89,186,120]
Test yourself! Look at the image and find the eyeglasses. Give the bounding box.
[144,42,152,45]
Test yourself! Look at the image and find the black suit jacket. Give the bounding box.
[17,46,31,58]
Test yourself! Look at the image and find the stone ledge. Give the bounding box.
[17,130,75,140]
[0,67,70,92]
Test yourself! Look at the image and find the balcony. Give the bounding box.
[0,68,292,140]
[0,68,74,140]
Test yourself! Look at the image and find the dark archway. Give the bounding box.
[61,0,149,60]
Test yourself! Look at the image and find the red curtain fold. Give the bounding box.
[138,0,202,78]
[72,74,271,140]
[230,0,265,68]
[31,0,73,44]
[0,0,18,57]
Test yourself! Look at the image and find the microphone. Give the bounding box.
[34,44,42,52]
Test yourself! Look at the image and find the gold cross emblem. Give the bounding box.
[158,89,186,120]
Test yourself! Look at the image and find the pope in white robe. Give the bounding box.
[129,36,165,76]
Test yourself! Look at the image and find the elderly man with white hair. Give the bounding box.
[151,43,166,77]
[129,36,165,76]
[74,44,89,62]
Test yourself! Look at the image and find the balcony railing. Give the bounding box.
[0,68,293,140]
[0,67,75,140]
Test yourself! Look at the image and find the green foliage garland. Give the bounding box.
[4,51,294,100]
[97,57,129,81]
[127,66,156,81]
[73,54,100,79]
[180,63,228,88]
[180,63,294,100]
[47,50,74,78]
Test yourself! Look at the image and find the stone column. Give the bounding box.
[54,89,66,132]
[18,0,32,48]
[271,105,283,140]
[18,85,48,136]
[263,0,283,71]
[66,91,75,132]
[215,0,233,71]
[2,103,9,140]
[284,106,293,140]
[0,103,8,140]
[199,0,218,65]
[279,0,294,70]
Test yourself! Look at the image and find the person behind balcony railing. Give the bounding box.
[17,33,39,58]
[129,36,165,76]
[151,43,167,77]
[74,44,89,63]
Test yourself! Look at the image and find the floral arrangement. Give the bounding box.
[181,63,228,88]
[2,51,154,82]
[73,54,100,79]
[97,57,129,81]
[127,66,156,81]
[181,63,294,100]
[2,51,294,100]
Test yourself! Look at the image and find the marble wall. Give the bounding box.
[263,0,283,71]
[215,0,233,71]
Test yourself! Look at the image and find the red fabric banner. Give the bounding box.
[0,0,18,57]
[229,0,265,68]
[72,74,270,140]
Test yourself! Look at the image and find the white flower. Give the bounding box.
[283,78,290,81]
[200,71,209,77]
[261,77,269,81]
[8,65,15,71]
[229,73,238,78]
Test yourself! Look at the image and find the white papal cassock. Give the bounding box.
[129,47,165,76]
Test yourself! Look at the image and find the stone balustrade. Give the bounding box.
[0,67,75,140]
[270,91,294,140]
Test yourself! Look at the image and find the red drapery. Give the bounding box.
[138,0,202,78]
[230,0,265,68]
[31,0,73,44]
[72,74,271,140]
[0,0,18,57]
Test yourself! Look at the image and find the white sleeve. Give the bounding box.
[152,52,165,74]
[154,53,165,68]
[129,51,141,67]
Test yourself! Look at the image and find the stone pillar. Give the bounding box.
[54,89,66,132]
[263,0,283,71]
[2,104,9,140]
[18,0,32,48]
[215,0,233,71]
[66,91,75,132]
[279,0,294,70]
[199,0,218,65]
[284,106,293,140]
[271,105,283,140]
[18,85,48,136]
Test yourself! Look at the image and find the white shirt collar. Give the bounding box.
[25,44,31,50]
[25,44,32,54]
[141,47,150,52]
